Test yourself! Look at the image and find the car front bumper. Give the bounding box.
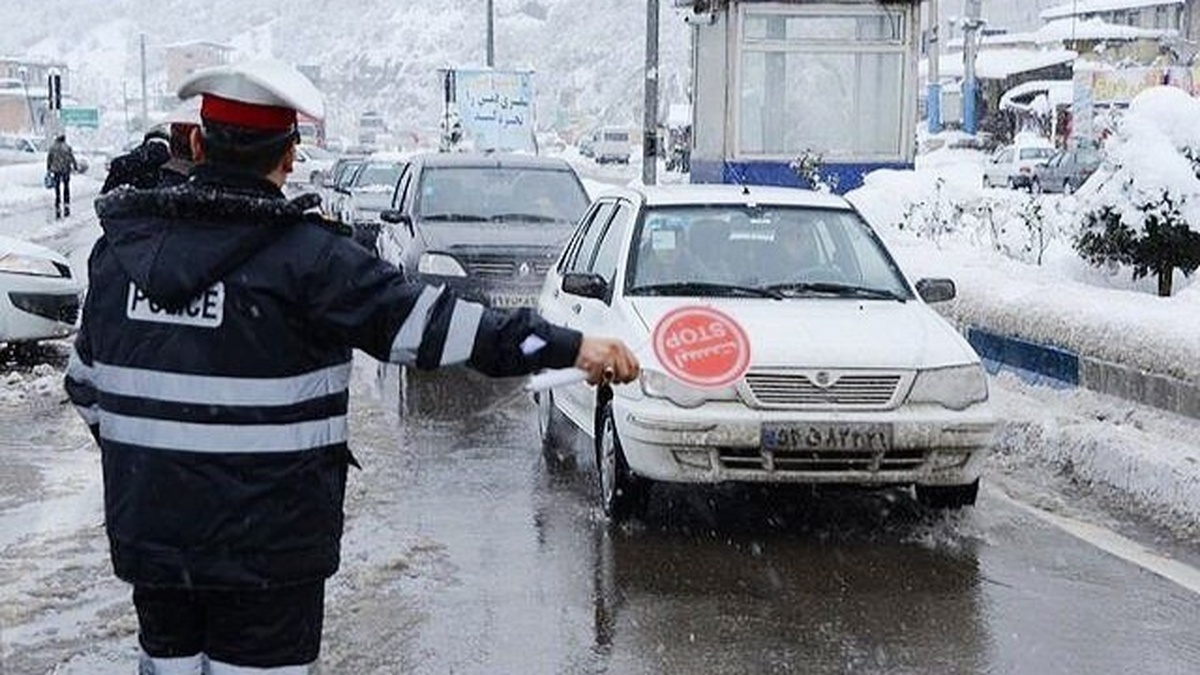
[413,274,545,309]
[613,396,995,487]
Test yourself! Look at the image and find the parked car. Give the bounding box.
[0,234,83,346]
[535,185,996,520]
[288,144,338,188]
[982,142,1055,189]
[0,134,43,166]
[1031,146,1103,194]
[378,152,591,309]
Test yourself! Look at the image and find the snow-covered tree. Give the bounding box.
[1073,86,1200,297]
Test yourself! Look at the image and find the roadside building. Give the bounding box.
[163,40,235,94]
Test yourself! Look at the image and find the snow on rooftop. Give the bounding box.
[1041,0,1184,21]
[1001,80,1074,111]
[924,49,1077,80]
[1036,17,1174,42]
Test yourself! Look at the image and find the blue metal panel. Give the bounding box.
[966,327,1080,387]
[690,159,915,194]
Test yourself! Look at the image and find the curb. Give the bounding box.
[964,327,1200,421]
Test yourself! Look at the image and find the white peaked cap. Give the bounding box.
[164,96,202,125]
[177,58,325,121]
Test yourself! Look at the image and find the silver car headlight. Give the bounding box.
[0,252,64,278]
[640,369,738,409]
[417,252,468,277]
[907,364,989,410]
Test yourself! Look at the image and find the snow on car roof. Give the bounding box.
[604,184,854,210]
[412,152,574,170]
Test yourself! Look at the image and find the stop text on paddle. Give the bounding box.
[652,306,751,388]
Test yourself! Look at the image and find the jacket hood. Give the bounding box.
[95,178,323,308]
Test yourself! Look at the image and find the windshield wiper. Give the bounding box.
[488,213,560,223]
[630,281,784,299]
[421,213,489,222]
[764,282,907,302]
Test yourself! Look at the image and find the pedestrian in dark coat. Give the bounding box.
[99,130,171,194]
[46,134,79,218]
[64,58,639,674]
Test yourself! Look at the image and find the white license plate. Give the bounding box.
[761,423,892,452]
[489,294,539,308]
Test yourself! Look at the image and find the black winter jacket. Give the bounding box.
[65,165,581,589]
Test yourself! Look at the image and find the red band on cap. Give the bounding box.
[201,94,297,131]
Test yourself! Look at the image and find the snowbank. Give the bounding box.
[849,148,1200,384]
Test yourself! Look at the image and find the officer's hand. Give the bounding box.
[575,337,640,386]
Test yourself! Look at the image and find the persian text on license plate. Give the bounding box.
[489,294,539,309]
[761,423,893,452]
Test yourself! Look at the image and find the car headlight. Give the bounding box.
[0,253,65,278]
[417,252,468,277]
[640,369,738,409]
[907,364,988,410]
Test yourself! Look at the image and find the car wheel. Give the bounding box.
[1030,178,1042,194]
[1063,180,1075,195]
[1007,177,1018,190]
[916,479,979,510]
[536,389,573,466]
[595,399,650,521]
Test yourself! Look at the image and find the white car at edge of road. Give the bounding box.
[0,234,84,346]
[535,184,996,521]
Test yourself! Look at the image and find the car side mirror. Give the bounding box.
[916,278,956,303]
[381,210,414,235]
[562,272,609,301]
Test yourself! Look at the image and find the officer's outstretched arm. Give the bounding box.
[306,239,582,376]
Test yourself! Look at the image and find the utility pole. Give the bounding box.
[486,0,495,67]
[927,0,941,134]
[962,0,982,135]
[140,32,149,130]
[642,0,660,186]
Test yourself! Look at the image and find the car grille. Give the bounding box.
[459,254,554,280]
[743,371,904,410]
[719,447,929,474]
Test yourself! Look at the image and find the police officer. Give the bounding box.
[65,59,639,674]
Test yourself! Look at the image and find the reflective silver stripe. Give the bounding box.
[66,347,95,385]
[74,404,99,426]
[208,661,312,674]
[139,652,204,675]
[87,362,351,407]
[440,300,484,366]
[99,412,348,454]
[390,285,443,364]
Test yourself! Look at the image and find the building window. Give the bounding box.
[736,6,909,160]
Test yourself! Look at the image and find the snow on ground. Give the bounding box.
[847,143,1200,383]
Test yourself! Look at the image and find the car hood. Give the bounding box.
[350,189,393,213]
[418,220,577,253]
[0,234,69,266]
[627,297,979,370]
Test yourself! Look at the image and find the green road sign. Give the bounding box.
[60,106,100,129]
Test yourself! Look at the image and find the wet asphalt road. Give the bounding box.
[316,365,1200,675]
[1,357,1198,673]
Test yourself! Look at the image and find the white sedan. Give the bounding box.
[0,235,84,345]
[535,185,995,520]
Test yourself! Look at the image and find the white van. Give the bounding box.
[593,127,631,164]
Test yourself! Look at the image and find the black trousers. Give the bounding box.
[53,172,71,211]
[134,581,325,668]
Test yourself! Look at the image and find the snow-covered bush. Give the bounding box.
[789,149,839,194]
[1073,86,1200,296]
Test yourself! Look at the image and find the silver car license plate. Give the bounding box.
[761,422,893,452]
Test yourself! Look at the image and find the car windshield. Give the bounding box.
[1019,147,1054,160]
[302,146,335,160]
[627,205,911,299]
[353,162,403,188]
[417,166,589,223]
